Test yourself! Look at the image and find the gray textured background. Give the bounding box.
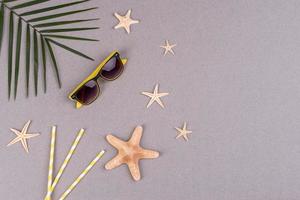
[1,0,300,199]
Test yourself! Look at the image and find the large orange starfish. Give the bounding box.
[105,126,159,181]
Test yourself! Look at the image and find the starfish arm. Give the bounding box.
[176,133,183,139]
[22,120,31,134]
[106,134,127,149]
[24,133,40,139]
[126,9,132,17]
[163,49,168,55]
[141,92,154,98]
[129,126,143,145]
[141,149,159,159]
[105,154,124,170]
[183,134,189,141]
[183,122,187,130]
[157,92,169,97]
[155,98,165,108]
[114,23,122,29]
[169,49,175,55]
[127,161,141,181]
[114,13,121,19]
[124,25,131,34]
[7,136,21,146]
[130,20,139,25]
[10,128,21,136]
[175,127,182,132]
[147,98,156,108]
[154,84,159,93]
[20,138,29,153]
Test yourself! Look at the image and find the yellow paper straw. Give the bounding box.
[45,126,56,200]
[58,150,105,200]
[50,129,85,192]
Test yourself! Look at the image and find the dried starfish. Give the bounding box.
[7,120,40,153]
[160,40,177,55]
[105,126,159,181]
[114,9,139,34]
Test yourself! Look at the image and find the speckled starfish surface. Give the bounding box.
[105,126,159,181]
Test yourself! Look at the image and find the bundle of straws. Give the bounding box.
[44,126,105,200]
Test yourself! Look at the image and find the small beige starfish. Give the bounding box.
[160,40,177,55]
[105,126,159,181]
[175,122,192,141]
[7,120,40,153]
[142,84,169,108]
[114,9,139,34]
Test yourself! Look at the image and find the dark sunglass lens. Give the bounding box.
[74,80,99,104]
[100,55,124,80]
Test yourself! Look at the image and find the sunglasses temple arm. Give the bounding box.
[75,101,83,109]
[121,58,128,65]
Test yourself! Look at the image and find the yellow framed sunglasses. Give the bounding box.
[69,51,127,108]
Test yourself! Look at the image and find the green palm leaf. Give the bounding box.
[43,34,98,42]
[28,7,98,23]
[20,0,90,16]
[14,17,22,99]
[45,40,61,88]
[34,18,99,28]
[11,0,50,10]
[25,24,31,97]
[46,38,94,61]
[3,0,20,3]
[0,3,4,54]
[40,27,98,33]
[33,30,38,96]
[7,11,13,99]
[40,36,47,92]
